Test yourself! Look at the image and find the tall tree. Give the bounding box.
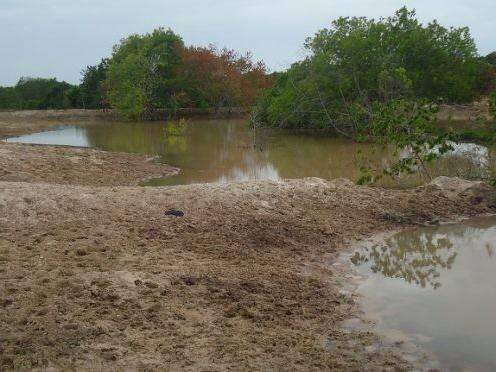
[80,59,109,109]
[178,46,272,109]
[106,28,184,119]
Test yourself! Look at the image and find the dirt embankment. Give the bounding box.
[0,175,495,370]
[0,143,179,186]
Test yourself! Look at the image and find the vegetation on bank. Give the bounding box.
[0,29,272,119]
[252,7,495,132]
[104,29,271,119]
[250,7,496,183]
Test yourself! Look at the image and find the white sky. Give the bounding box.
[1,0,495,86]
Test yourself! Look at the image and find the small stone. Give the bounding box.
[181,276,196,286]
[164,209,184,217]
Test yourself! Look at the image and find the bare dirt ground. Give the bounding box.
[0,143,179,186]
[1,176,495,371]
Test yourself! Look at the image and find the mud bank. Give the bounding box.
[0,175,495,370]
[0,142,179,186]
[0,110,112,137]
[0,108,249,137]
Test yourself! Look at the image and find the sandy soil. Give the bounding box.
[0,175,495,370]
[0,143,179,186]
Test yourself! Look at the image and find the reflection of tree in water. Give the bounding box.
[351,231,457,289]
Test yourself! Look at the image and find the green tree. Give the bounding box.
[106,28,184,119]
[490,91,496,117]
[0,87,21,110]
[253,7,482,183]
[486,52,496,67]
[255,7,484,133]
[14,77,74,109]
[80,59,109,109]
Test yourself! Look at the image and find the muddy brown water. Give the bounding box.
[351,216,496,371]
[3,118,495,187]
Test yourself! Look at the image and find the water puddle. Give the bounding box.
[5,125,90,147]
[350,216,496,371]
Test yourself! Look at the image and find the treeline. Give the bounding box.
[0,77,80,110]
[1,16,494,124]
[253,7,496,132]
[0,28,273,118]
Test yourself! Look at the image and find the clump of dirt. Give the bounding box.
[0,176,494,370]
[0,143,179,186]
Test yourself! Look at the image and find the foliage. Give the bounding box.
[252,7,490,184]
[475,53,496,96]
[355,100,455,184]
[486,52,496,67]
[78,59,110,109]
[106,28,185,119]
[456,129,496,144]
[490,91,496,117]
[255,7,486,132]
[0,77,75,110]
[0,87,20,109]
[1,28,271,115]
[106,29,272,119]
[178,46,272,110]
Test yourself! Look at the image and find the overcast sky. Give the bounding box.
[1,0,495,86]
